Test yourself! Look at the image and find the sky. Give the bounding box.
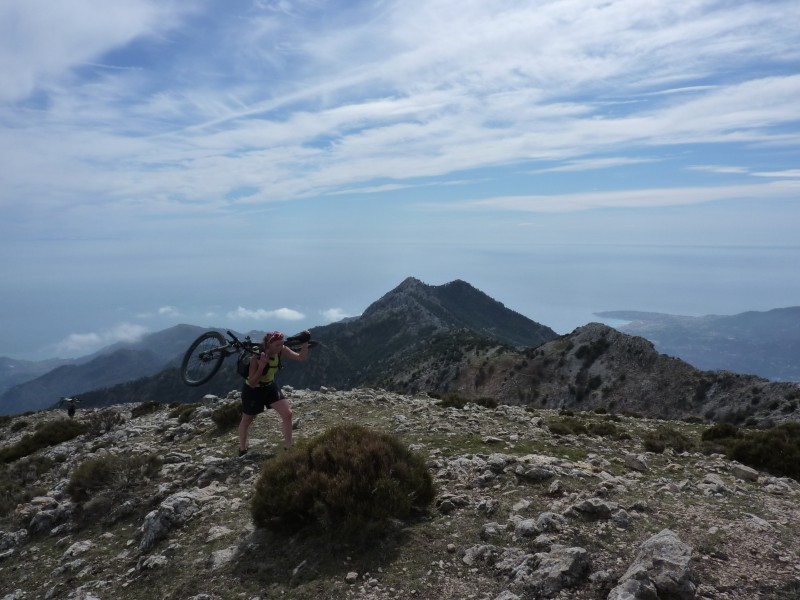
[1,0,799,360]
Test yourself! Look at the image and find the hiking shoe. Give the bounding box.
[238,449,248,457]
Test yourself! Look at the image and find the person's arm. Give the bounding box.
[283,330,311,362]
[282,343,309,362]
[247,352,269,386]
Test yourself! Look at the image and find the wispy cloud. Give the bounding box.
[227,307,306,321]
[446,181,799,213]
[533,157,658,173]
[158,306,180,317]
[688,165,750,174]
[2,1,799,225]
[320,308,353,323]
[752,169,800,178]
[52,323,149,356]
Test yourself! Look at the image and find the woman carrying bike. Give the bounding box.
[238,330,310,457]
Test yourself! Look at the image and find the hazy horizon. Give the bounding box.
[3,243,798,361]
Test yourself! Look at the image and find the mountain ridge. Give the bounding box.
[0,278,557,416]
[596,307,800,381]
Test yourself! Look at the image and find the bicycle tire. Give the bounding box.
[181,331,227,386]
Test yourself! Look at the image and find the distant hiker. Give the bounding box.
[60,396,80,418]
[238,330,311,457]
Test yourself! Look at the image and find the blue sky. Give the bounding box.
[1,0,799,360]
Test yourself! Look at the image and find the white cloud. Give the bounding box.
[752,169,800,178]
[227,306,306,321]
[3,0,799,223]
[320,308,352,323]
[688,165,749,174]
[158,305,181,317]
[533,157,658,173]
[449,181,799,213]
[53,322,149,356]
[0,0,190,103]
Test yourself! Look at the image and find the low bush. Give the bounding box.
[67,452,162,503]
[437,393,496,410]
[85,410,126,437]
[10,420,29,432]
[0,419,87,463]
[212,401,242,430]
[0,455,53,517]
[131,401,164,419]
[587,421,618,438]
[168,403,200,423]
[642,426,695,454]
[547,417,588,437]
[701,422,740,441]
[726,423,800,480]
[251,424,435,537]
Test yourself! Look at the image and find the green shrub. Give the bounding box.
[67,452,162,503]
[0,419,87,463]
[642,426,695,454]
[701,422,740,441]
[85,410,125,437]
[586,375,603,391]
[547,417,588,437]
[212,401,242,430]
[727,423,800,480]
[574,337,609,368]
[169,403,200,423]
[438,393,468,409]
[10,420,29,432]
[131,401,164,419]
[587,421,618,438]
[251,424,435,536]
[474,396,498,409]
[0,456,53,517]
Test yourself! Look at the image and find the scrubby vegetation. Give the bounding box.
[432,392,498,410]
[131,400,164,419]
[642,425,695,454]
[168,402,201,423]
[251,424,435,538]
[0,454,54,517]
[701,422,800,480]
[66,452,162,503]
[211,400,242,430]
[0,418,87,463]
[85,409,126,437]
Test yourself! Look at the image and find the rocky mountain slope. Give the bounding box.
[413,322,800,428]
[1,389,799,599]
[70,321,800,431]
[596,307,800,382]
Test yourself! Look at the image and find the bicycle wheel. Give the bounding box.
[181,331,227,386]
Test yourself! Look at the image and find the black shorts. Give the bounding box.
[241,382,284,416]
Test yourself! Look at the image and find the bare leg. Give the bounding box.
[239,414,255,452]
[271,399,294,448]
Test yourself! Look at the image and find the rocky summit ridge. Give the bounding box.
[2,387,799,599]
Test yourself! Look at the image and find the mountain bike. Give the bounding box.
[180,330,318,387]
